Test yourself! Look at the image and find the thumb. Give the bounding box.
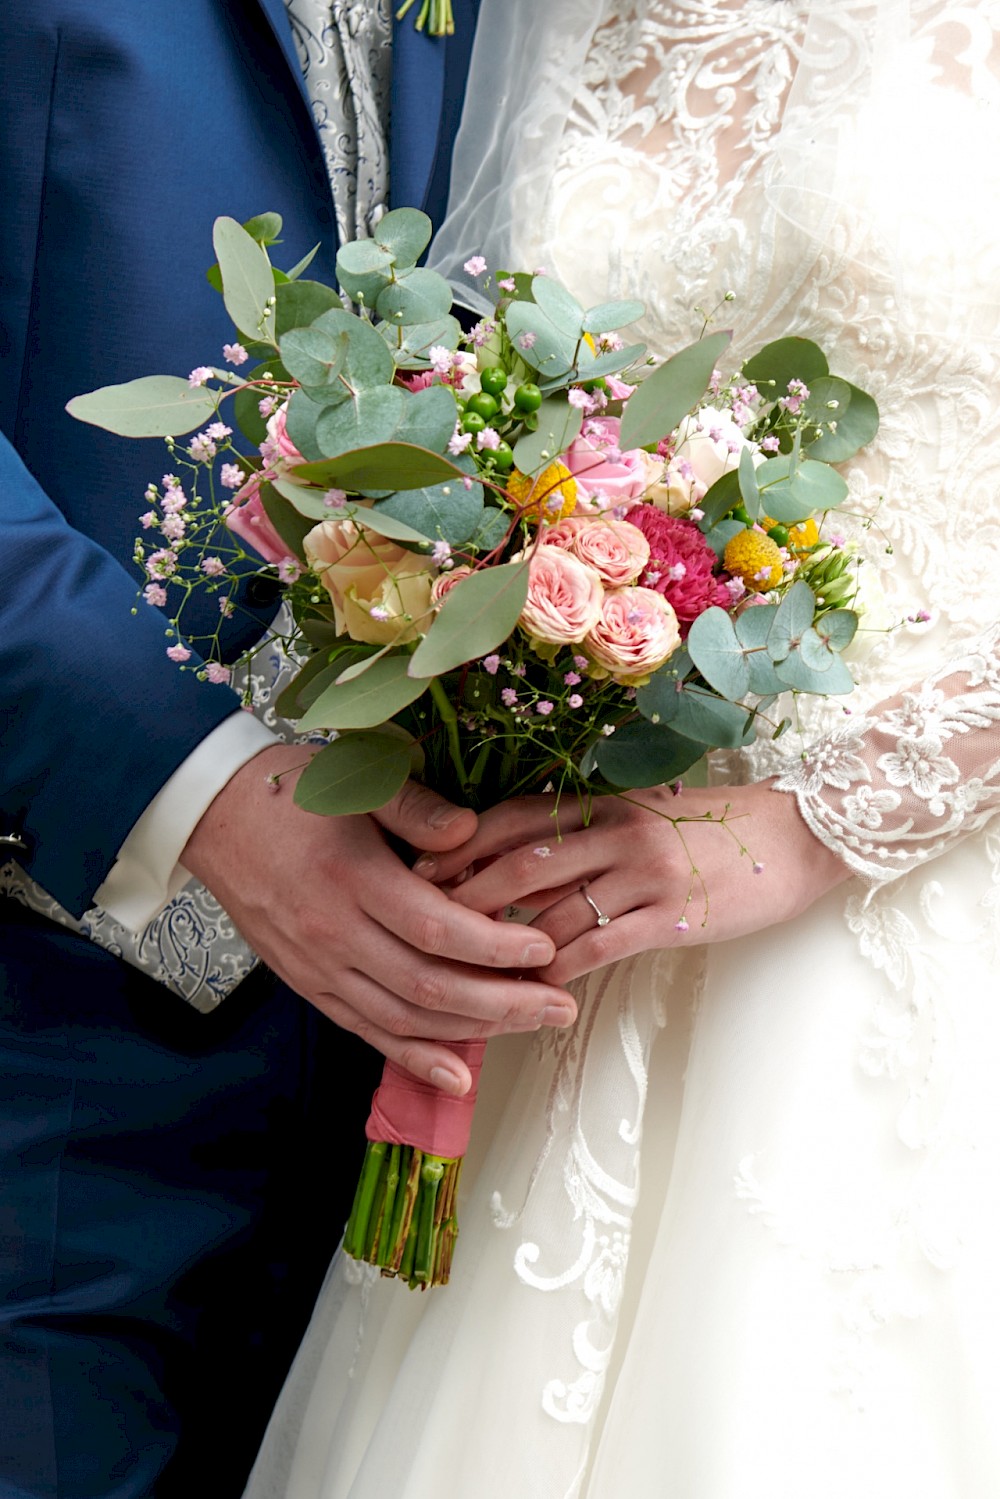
[373,780,478,853]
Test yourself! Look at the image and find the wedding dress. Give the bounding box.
[245,3,1000,1495]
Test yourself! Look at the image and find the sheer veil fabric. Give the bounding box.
[246,5,1000,1495]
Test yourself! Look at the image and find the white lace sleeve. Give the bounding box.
[774,622,1000,884]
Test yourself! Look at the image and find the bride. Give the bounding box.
[246,3,1000,1495]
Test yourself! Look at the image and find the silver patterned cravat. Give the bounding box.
[2,10,393,1010]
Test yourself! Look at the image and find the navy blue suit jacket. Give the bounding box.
[0,0,478,919]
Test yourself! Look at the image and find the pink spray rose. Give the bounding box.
[304,518,436,645]
[584,586,681,684]
[519,547,604,646]
[224,478,292,567]
[262,403,305,465]
[564,417,663,512]
[430,565,473,606]
[626,505,732,632]
[563,517,651,588]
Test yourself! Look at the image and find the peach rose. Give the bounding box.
[519,547,604,646]
[304,518,436,645]
[565,517,650,587]
[430,565,473,606]
[224,480,291,566]
[584,586,681,684]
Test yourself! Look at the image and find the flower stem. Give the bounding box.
[344,1142,463,1289]
[429,675,469,791]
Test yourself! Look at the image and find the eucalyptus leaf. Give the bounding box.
[531,276,585,337]
[702,518,744,559]
[274,279,344,338]
[619,329,732,450]
[242,212,283,246]
[595,720,704,788]
[797,625,837,672]
[768,579,816,661]
[398,382,461,454]
[758,456,848,522]
[290,443,466,493]
[213,216,276,345]
[815,608,858,651]
[469,506,510,554]
[667,685,757,747]
[775,649,855,695]
[686,606,751,699]
[293,732,411,815]
[336,238,394,277]
[233,359,289,445]
[385,315,462,365]
[734,604,784,693]
[274,652,338,718]
[66,376,218,438]
[312,308,396,391]
[375,268,452,328]
[284,389,325,461]
[284,243,320,282]
[804,377,880,463]
[742,337,829,399]
[409,562,529,677]
[316,385,409,457]
[373,206,433,267]
[504,300,577,379]
[296,655,431,732]
[737,446,762,517]
[635,671,682,724]
[512,397,584,475]
[279,325,349,390]
[581,299,646,335]
[377,469,484,547]
[574,342,647,381]
[698,470,742,529]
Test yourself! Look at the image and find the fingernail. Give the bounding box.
[413,854,437,878]
[538,1005,575,1028]
[521,941,554,966]
[430,1066,464,1095]
[428,805,464,829]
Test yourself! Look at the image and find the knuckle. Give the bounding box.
[411,965,450,1013]
[383,1005,417,1038]
[414,910,449,957]
[395,1042,426,1078]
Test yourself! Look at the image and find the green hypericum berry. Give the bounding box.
[465,391,500,422]
[580,377,608,394]
[461,410,487,435]
[491,441,514,471]
[730,504,752,527]
[479,367,508,397]
[513,382,542,412]
[766,522,789,547]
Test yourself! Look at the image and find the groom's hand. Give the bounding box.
[181,743,576,1093]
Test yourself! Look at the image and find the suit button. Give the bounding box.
[246,573,283,607]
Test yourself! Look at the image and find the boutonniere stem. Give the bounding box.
[396,0,454,36]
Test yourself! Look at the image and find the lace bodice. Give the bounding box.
[509,0,1000,882]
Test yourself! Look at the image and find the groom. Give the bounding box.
[0,4,576,1495]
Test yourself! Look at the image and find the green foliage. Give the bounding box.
[756,454,849,522]
[289,443,466,494]
[372,206,433,265]
[213,216,276,346]
[581,299,645,334]
[376,464,485,547]
[742,336,829,395]
[296,655,431,732]
[620,330,731,449]
[803,377,880,462]
[293,732,412,814]
[686,607,751,700]
[279,325,349,393]
[512,397,583,475]
[374,268,452,327]
[594,720,704,787]
[66,376,218,438]
[259,482,315,560]
[409,562,529,677]
[274,279,344,339]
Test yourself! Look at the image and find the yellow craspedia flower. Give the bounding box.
[723,528,784,591]
[506,462,578,524]
[762,515,820,554]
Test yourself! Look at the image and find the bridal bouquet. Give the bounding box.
[70,209,879,1286]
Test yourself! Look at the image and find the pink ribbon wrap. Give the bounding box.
[365,1039,487,1159]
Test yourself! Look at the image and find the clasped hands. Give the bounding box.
[183,744,849,1095]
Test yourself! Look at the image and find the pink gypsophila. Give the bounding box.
[626,505,732,632]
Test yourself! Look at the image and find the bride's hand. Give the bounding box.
[417,783,851,985]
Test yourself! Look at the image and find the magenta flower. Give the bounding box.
[626,506,731,633]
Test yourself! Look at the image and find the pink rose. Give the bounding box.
[564,416,662,512]
[430,565,473,606]
[519,547,604,646]
[397,370,438,393]
[304,518,436,645]
[563,517,650,587]
[224,479,292,566]
[265,403,304,464]
[584,586,681,684]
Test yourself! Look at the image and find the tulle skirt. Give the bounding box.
[245,830,1000,1498]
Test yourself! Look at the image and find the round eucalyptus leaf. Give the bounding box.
[512,397,583,475]
[668,686,757,748]
[469,506,511,554]
[375,268,453,328]
[581,299,646,334]
[504,300,577,378]
[312,308,396,390]
[635,669,683,725]
[283,388,326,462]
[804,377,880,463]
[315,384,409,458]
[797,625,836,672]
[741,336,830,400]
[734,604,784,693]
[398,383,461,455]
[816,608,858,651]
[702,517,746,560]
[373,207,433,267]
[775,648,855,695]
[377,471,484,547]
[386,315,462,365]
[531,275,585,337]
[279,325,349,390]
[336,238,395,277]
[768,579,816,661]
[757,455,848,522]
[686,607,751,699]
[594,720,704,788]
[274,279,344,339]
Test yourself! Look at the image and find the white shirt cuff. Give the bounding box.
[94,711,278,930]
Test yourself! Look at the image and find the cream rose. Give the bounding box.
[519,547,604,646]
[649,405,761,516]
[304,518,436,645]
[584,586,681,684]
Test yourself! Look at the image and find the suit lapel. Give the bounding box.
[253,0,316,117]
